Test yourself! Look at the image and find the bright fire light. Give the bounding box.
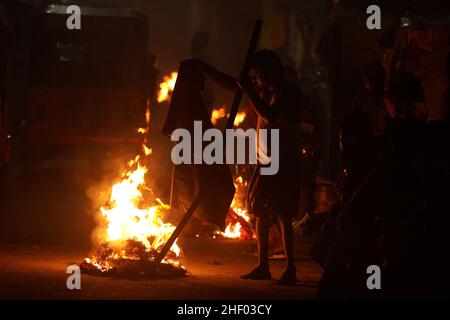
[211,106,227,125]
[219,176,253,239]
[234,111,246,126]
[100,156,180,255]
[85,102,181,272]
[210,106,247,127]
[157,72,178,103]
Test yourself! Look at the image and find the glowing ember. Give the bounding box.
[157,72,178,103]
[210,106,247,127]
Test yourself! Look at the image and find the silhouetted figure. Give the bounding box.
[387,49,427,120]
[186,50,303,285]
[410,51,450,295]
[337,112,379,206]
[317,112,380,299]
[377,113,427,299]
[147,52,160,104]
[419,119,450,298]
[351,60,387,136]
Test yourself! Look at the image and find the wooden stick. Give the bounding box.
[225,19,263,130]
[155,192,201,265]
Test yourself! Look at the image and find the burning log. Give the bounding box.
[218,208,254,240]
[81,240,186,278]
[215,175,255,240]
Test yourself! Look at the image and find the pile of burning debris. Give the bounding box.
[81,240,186,278]
[214,175,254,240]
[81,102,187,278]
[81,72,255,279]
[80,152,187,278]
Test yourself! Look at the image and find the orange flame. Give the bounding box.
[85,154,181,271]
[234,111,247,127]
[219,176,253,239]
[100,157,180,255]
[157,72,178,103]
[211,106,227,125]
[210,106,247,127]
[86,102,181,271]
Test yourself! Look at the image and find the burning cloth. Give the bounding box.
[162,61,235,229]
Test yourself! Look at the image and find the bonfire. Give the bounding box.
[81,106,186,278]
[216,176,254,240]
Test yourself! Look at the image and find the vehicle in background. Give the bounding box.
[24,3,149,182]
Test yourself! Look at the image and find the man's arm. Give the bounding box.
[187,59,237,92]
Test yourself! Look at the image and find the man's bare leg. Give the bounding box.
[241,217,272,280]
[257,217,270,269]
[275,216,297,284]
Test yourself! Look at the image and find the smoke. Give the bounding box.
[84,149,138,248]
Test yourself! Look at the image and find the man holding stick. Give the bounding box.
[186,50,302,285]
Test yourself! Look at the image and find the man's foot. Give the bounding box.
[241,266,272,280]
[273,267,297,285]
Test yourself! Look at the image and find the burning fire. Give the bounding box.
[233,111,247,127]
[102,156,180,253]
[157,72,178,103]
[211,106,227,125]
[210,106,247,127]
[84,105,183,274]
[222,209,251,239]
[218,176,254,240]
[84,152,183,272]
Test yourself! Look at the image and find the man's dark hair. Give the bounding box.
[249,49,284,84]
